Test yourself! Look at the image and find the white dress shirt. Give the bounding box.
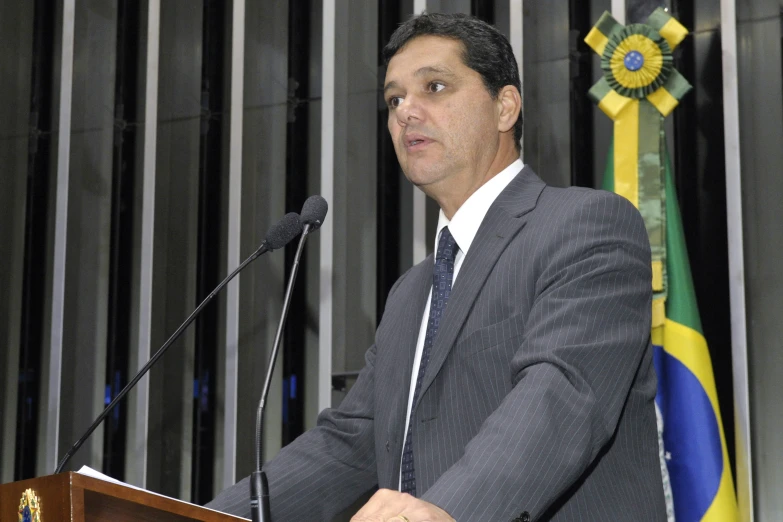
[399,158,524,489]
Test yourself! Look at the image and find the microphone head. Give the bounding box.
[300,195,328,230]
[265,212,303,250]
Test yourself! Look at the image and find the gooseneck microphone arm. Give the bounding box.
[250,224,309,522]
[55,244,266,475]
[251,196,328,522]
[54,213,303,475]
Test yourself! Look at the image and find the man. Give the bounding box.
[209,13,665,521]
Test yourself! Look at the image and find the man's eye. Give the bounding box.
[428,82,445,93]
[388,96,403,109]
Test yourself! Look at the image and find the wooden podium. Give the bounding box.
[0,472,248,521]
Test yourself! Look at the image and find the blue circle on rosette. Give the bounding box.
[624,50,645,71]
[22,505,33,522]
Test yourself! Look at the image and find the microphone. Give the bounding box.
[300,195,328,230]
[250,196,328,522]
[54,212,303,475]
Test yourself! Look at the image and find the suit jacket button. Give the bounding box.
[511,512,530,522]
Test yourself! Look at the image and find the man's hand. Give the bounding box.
[351,489,455,522]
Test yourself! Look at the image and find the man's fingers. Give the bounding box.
[351,489,412,520]
[351,509,406,521]
[352,489,454,522]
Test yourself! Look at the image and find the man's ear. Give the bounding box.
[497,85,521,133]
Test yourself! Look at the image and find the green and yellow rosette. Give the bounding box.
[585,8,691,328]
[18,488,42,522]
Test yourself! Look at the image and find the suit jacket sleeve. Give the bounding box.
[205,270,413,520]
[421,190,653,520]
[206,347,379,520]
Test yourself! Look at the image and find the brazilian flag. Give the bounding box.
[603,142,738,520]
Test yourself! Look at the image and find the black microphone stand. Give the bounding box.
[250,223,312,522]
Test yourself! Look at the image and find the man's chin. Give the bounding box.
[403,165,447,188]
[407,175,438,190]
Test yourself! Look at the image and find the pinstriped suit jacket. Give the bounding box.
[207,166,666,521]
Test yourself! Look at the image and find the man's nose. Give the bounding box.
[395,95,422,125]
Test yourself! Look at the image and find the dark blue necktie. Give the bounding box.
[401,226,458,496]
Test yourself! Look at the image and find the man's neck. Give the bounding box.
[436,151,521,219]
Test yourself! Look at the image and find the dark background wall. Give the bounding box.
[0,0,778,518]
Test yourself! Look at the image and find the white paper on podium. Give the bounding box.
[76,465,249,520]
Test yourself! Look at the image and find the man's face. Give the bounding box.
[384,35,501,195]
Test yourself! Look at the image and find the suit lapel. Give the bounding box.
[384,257,432,485]
[394,257,432,400]
[415,166,546,407]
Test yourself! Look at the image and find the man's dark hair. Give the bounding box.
[383,12,523,149]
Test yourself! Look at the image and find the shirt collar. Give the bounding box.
[435,158,524,255]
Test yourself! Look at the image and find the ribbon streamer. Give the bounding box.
[585,8,691,327]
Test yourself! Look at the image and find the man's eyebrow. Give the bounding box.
[383,65,457,93]
[383,80,399,94]
[414,65,456,78]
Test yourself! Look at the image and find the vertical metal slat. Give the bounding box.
[720,0,752,519]
[319,0,336,413]
[219,0,245,492]
[611,0,626,24]
[509,0,523,156]
[126,0,160,489]
[39,0,75,477]
[411,0,428,265]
